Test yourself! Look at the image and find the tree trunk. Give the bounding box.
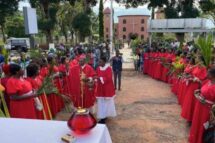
[1,24,6,42]
[46,29,53,44]
[151,8,155,19]
[176,33,185,43]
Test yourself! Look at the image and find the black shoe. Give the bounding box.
[98,118,107,124]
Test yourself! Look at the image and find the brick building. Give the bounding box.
[103,7,150,42]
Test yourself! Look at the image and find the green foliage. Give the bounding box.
[196,35,213,68]
[0,0,20,41]
[0,0,20,25]
[2,48,9,64]
[0,109,5,117]
[29,48,44,61]
[130,38,141,55]
[29,0,60,43]
[99,0,104,41]
[5,12,26,38]
[72,13,92,41]
[200,0,215,24]
[37,75,59,95]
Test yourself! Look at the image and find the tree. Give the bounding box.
[57,1,83,44]
[0,0,20,42]
[148,0,168,19]
[29,0,61,43]
[72,13,92,42]
[99,0,104,41]
[199,0,215,24]
[5,12,26,38]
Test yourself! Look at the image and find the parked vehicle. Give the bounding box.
[5,38,30,52]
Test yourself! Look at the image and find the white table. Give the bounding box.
[0,118,112,143]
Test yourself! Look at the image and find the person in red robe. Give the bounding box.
[6,64,38,119]
[143,49,150,74]
[26,63,51,120]
[189,67,215,143]
[46,56,64,116]
[160,49,173,82]
[96,56,116,124]
[58,56,70,97]
[181,64,207,122]
[178,58,196,106]
[68,54,96,109]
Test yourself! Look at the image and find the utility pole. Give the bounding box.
[110,0,114,54]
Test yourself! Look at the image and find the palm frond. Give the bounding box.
[196,35,213,68]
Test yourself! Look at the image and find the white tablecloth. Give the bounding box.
[0,118,112,143]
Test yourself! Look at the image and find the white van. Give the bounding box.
[5,38,30,52]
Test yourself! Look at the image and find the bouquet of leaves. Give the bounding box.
[37,64,59,95]
[2,48,9,64]
[37,75,59,95]
[196,35,213,68]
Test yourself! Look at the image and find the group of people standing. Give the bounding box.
[143,47,215,143]
[0,45,123,124]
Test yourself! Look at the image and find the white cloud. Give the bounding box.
[18,1,31,11]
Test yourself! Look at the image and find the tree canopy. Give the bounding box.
[0,0,21,41]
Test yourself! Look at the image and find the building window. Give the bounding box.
[123,27,126,32]
[141,27,144,31]
[106,35,109,39]
[141,35,144,40]
[123,35,126,40]
[123,19,126,24]
[106,28,109,32]
[141,19,145,24]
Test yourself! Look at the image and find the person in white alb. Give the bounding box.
[95,56,117,124]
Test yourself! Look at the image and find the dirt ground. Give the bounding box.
[56,46,189,143]
[106,71,189,143]
[56,71,190,143]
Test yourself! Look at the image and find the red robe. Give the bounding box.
[69,64,96,108]
[58,64,70,97]
[25,77,51,120]
[160,53,170,82]
[189,80,215,143]
[69,59,78,68]
[177,64,195,105]
[47,65,64,116]
[181,66,207,121]
[96,65,115,97]
[6,77,37,119]
[154,52,164,80]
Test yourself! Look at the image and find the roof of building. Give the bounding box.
[104,7,111,14]
[114,8,151,23]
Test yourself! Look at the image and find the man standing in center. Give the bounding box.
[68,54,96,109]
[110,50,123,90]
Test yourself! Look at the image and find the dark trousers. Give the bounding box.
[113,71,121,90]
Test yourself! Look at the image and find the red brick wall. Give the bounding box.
[118,15,149,42]
[104,13,111,41]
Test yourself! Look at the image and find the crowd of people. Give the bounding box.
[0,43,123,124]
[143,43,215,143]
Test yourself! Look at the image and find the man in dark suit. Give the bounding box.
[110,50,123,91]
